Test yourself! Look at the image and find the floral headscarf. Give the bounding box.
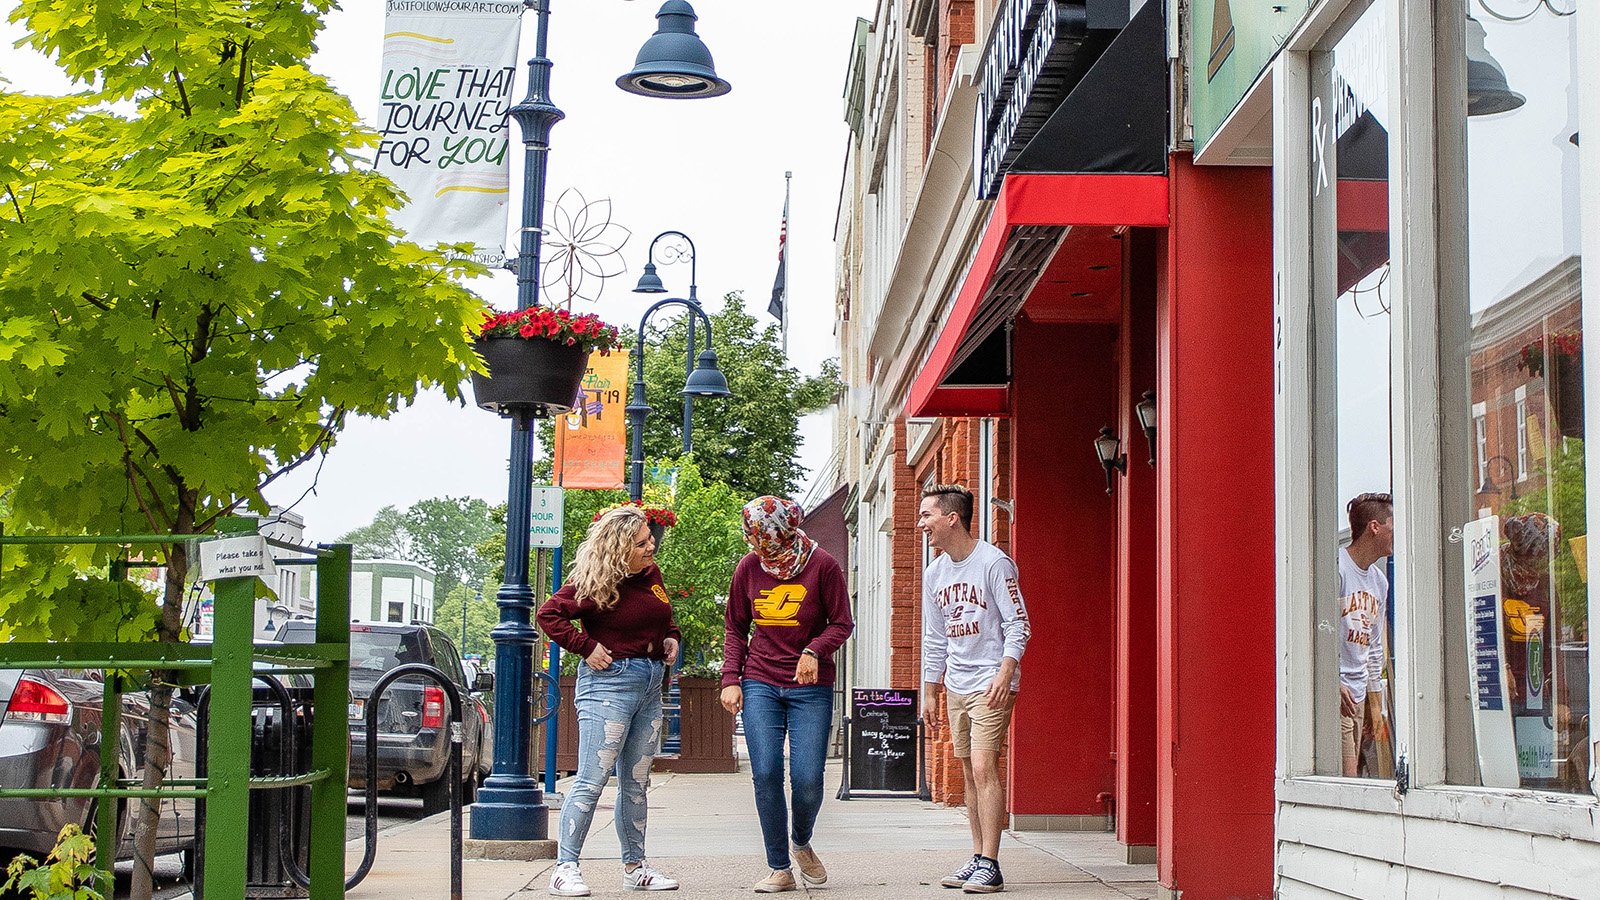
[1502,512,1562,598]
[741,496,818,580]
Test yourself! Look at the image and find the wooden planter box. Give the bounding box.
[535,674,738,777]
[655,677,738,774]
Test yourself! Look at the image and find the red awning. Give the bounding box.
[905,173,1168,418]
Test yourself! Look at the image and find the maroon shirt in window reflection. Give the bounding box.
[722,548,854,689]
[537,565,681,661]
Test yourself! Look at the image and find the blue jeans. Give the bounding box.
[557,658,664,865]
[741,679,833,871]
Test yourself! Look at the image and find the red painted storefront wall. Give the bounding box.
[1008,322,1120,815]
[1155,155,1275,899]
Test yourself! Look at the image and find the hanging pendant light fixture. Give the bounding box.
[1465,15,1525,117]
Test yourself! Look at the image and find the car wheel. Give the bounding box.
[419,775,451,816]
[461,772,479,806]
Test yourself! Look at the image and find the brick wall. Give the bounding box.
[940,1,975,96]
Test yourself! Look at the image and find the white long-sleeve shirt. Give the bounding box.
[921,540,1031,695]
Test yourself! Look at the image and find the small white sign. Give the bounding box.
[530,487,565,549]
[198,535,280,583]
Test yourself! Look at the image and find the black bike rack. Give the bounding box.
[345,663,465,900]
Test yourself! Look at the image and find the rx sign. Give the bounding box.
[529,486,565,549]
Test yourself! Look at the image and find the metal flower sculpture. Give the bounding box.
[541,187,632,309]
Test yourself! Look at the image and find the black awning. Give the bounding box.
[1010,0,1168,176]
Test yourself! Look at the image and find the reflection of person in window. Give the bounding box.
[1338,492,1393,777]
[1498,513,1583,788]
[1501,512,1559,714]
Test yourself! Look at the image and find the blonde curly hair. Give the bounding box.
[567,506,649,610]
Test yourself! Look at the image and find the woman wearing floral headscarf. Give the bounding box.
[721,496,854,893]
[1500,512,1561,711]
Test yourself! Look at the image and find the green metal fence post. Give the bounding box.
[202,517,257,900]
[94,673,122,893]
[308,543,351,899]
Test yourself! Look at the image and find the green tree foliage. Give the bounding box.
[3,824,101,900]
[337,505,411,561]
[430,581,499,659]
[338,497,497,597]
[536,292,839,498]
[0,3,482,895]
[638,293,838,498]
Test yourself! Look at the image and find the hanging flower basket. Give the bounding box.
[1520,331,1584,439]
[1550,352,1585,439]
[595,501,677,552]
[471,307,622,415]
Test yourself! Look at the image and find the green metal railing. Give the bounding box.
[0,518,352,899]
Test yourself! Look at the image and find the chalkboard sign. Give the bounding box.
[845,688,919,796]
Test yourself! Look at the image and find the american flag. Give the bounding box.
[769,173,790,325]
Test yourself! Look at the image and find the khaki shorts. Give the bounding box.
[1340,706,1364,777]
[946,689,1016,758]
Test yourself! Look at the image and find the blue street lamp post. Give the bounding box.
[631,235,724,754]
[471,0,730,844]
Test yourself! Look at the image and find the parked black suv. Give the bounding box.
[275,622,492,814]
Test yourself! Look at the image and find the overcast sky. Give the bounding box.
[2,0,872,542]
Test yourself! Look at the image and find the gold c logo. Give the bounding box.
[753,585,806,626]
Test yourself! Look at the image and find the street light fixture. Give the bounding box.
[617,1,733,98]
[473,0,728,845]
[634,231,713,454]
[626,298,731,502]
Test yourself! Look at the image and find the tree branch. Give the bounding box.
[3,184,23,224]
[80,291,112,312]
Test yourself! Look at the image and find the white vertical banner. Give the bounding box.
[376,0,523,264]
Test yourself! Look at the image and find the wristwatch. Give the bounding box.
[800,648,818,659]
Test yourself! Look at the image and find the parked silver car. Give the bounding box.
[0,668,198,861]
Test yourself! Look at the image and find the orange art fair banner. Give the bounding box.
[554,350,628,489]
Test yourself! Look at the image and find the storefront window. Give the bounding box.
[1451,0,1588,793]
[1311,0,1397,780]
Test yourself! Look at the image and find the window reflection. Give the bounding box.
[1460,0,1586,793]
[1316,0,1396,779]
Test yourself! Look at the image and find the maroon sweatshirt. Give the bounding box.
[721,548,854,689]
[537,565,681,661]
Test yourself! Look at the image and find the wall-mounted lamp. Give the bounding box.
[1095,427,1127,495]
[1134,390,1157,467]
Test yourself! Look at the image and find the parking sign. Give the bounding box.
[529,486,565,548]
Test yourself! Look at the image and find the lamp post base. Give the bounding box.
[463,837,558,861]
[469,778,551,841]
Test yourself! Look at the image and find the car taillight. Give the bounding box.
[6,678,70,724]
[422,686,445,729]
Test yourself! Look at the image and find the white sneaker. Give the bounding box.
[624,860,680,891]
[549,862,590,897]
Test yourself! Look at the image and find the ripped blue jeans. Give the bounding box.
[556,657,665,865]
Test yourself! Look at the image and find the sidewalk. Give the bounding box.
[347,759,1158,899]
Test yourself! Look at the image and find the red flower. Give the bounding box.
[474,304,623,354]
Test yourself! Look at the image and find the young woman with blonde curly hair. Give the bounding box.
[536,506,681,896]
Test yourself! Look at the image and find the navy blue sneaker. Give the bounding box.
[962,858,1004,893]
[941,855,981,889]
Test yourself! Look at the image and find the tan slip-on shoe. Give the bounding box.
[753,869,797,893]
[791,845,827,885]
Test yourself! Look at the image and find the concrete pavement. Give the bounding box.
[344,759,1158,899]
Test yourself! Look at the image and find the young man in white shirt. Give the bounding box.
[919,485,1031,894]
[1338,491,1393,777]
